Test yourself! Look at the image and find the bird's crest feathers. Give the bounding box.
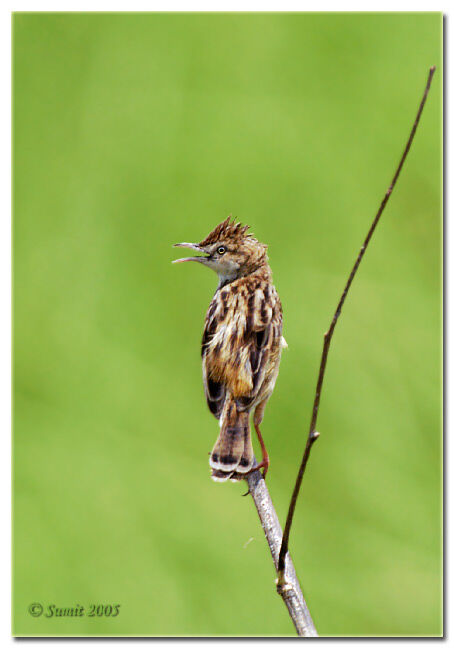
[199,216,254,247]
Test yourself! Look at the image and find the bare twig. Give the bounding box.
[242,67,435,636]
[246,470,318,637]
[277,66,436,579]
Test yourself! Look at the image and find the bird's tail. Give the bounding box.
[209,398,253,482]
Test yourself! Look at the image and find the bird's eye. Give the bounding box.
[217,246,226,255]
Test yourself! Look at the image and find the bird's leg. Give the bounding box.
[251,401,269,479]
[253,424,269,478]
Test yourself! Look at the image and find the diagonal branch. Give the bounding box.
[246,470,318,636]
[277,65,436,579]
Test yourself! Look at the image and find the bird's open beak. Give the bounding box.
[172,242,210,264]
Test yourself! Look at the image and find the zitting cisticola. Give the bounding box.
[173,217,286,481]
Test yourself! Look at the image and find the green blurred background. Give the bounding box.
[13,12,442,637]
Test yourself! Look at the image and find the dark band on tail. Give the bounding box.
[209,403,254,481]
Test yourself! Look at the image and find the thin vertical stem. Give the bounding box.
[278,66,436,576]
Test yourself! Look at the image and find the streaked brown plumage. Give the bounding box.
[173,216,285,482]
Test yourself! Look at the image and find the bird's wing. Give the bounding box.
[202,280,282,416]
[236,282,283,410]
[202,293,226,419]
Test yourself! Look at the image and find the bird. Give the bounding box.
[173,216,286,482]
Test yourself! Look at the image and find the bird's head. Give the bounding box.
[173,216,268,285]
